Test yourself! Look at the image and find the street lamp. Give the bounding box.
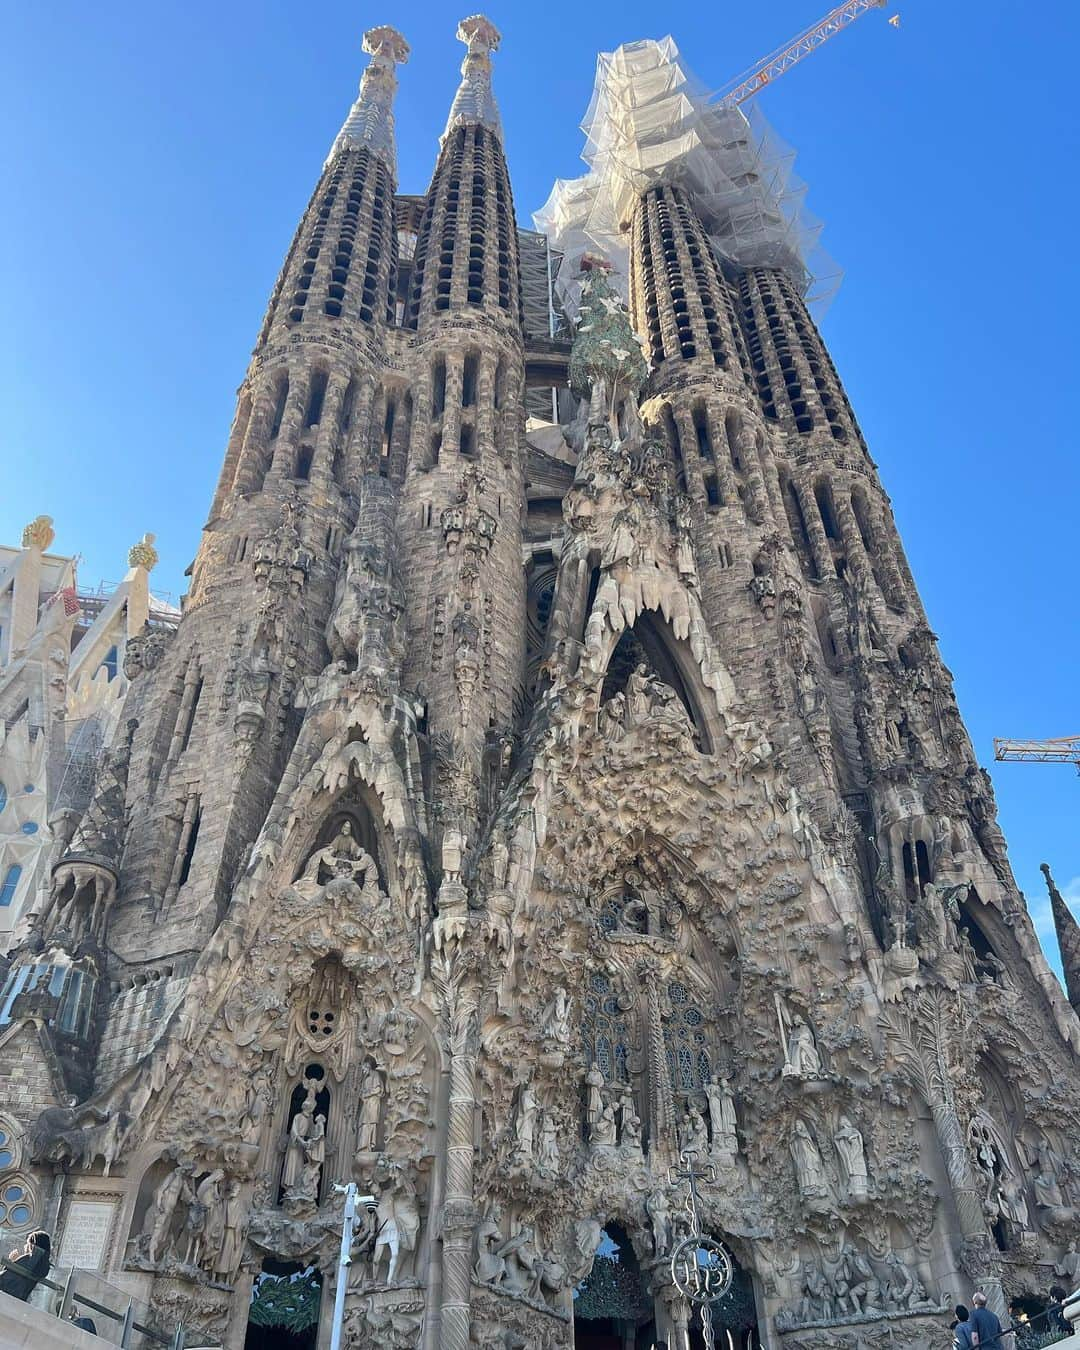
[329,1182,377,1350]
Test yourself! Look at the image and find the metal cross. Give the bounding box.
[666,1151,734,1350]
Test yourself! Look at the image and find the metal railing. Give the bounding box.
[0,1255,222,1348]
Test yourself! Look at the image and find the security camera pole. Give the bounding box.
[330,1181,376,1350]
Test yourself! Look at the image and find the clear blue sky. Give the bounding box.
[5,2,1078,971]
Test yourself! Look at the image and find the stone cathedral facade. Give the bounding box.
[2,17,1078,1350]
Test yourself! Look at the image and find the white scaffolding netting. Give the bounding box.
[532,36,840,319]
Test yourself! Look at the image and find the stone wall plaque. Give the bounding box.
[58,1199,117,1271]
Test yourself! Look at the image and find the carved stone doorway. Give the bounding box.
[572,1225,656,1350]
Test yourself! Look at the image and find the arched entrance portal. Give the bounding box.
[573,1226,656,1349]
[572,1227,761,1350]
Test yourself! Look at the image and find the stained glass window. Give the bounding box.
[664,979,711,1092]
[582,971,632,1083]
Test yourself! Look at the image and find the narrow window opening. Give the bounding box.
[816,481,839,540]
[177,805,201,889]
[902,841,917,903]
[916,840,932,892]
[270,376,289,439]
[180,678,203,754]
[692,404,712,459]
[462,353,478,408]
[430,432,442,466]
[460,424,475,458]
[704,473,720,509]
[382,399,396,461]
[432,360,447,418]
[295,446,314,481]
[305,371,328,428]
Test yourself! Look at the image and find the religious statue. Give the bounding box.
[356,1061,383,1154]
[790,1119,828,1199]
[680,1104,709,1157]
[501,1222,542,1299]
[781,1007,823,1079]
[1032,1145,1066,1210]
[542,988,572,1049]
[592,1100,618,1147]
[295,1113,326,1207]
[516,1081,539,1157]
[213,1178,248,1282]
[584,1063,604,1132]
[833,1114,869,1201]
[282,1092,315,1194]
[706,1078,738,1157]
[621,1097,643,1152]
[372,1167,421,1285]
[143,1161,193,1265]
[1056,1241,1080,1283]
[646,1189,672,1256]
[304,819,361,877]
[474,1204,506,1285]
[539,1113,560,1172]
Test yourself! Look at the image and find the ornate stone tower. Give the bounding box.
[0,22,1077,1350]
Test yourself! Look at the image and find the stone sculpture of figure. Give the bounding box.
[282,1096,314,1193]
[213,1179,247,1282]
[542,988,572,1049]
[501,1221,542,1298]
[798,1264,833,1323]
[837,1245,882,1315]
[539,1113,560,1171]
[621,1097,643,1151]
[183,1168,224,1268]
[372,1169,420,1285]
[790,1119,828,1198]
[516,1081,539,1157]
[783,1013,823,1079]
[474,1204,506,1285]
[592,1100,618,1147]
[1056,1241,1080,1283]
[296,1114,326,1205]
[356,1061,383,1153]
[706,1078,738,1157]
[997,1173,1031,1231]
[880,1251,916,1311]
[1032,1145,1065,1210]
[681,1104,709,1157]
[646,1189,672,1256]
[143,1162,192,1265]
[198,1171,227,1272]
[834,1115,869,1201]
[568,1218,603,1284]
[626,664,653,725]
[303,819,363,881]
[584,1063,604,1132]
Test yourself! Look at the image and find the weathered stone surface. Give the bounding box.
[0,17,1076,1350]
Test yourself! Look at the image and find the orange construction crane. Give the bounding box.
[994,737,1080,774]
[716,0,893,108]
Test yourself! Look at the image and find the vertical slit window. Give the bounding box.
[305,371,328,428]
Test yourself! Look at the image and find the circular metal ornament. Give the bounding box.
[669,1235,734,1305]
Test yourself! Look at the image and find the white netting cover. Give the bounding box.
[532,37,840,318]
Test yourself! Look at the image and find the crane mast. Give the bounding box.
[717,0,889,108]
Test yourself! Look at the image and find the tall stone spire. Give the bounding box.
[1042,862,1080,1010]
[328,24,410,166]
[442,14,502,143]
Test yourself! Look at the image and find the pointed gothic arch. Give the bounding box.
[597,611,720,753]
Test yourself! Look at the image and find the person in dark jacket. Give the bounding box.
[0,1230,50,1302]
[951,1303,974,1349]
[969,1290,1005,1347]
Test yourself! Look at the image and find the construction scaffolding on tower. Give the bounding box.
[533,36,842,318]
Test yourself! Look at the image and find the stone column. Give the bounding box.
[437,964,479,1350]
